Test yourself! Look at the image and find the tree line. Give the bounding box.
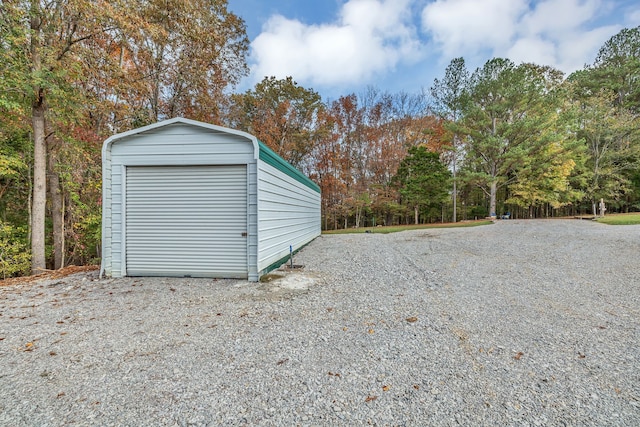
[1,1,638,277]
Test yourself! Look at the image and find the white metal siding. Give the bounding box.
[257,161,321,272]
[125,165,248,278]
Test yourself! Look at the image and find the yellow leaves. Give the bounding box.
[514,351,524,360]
[365,395,377,402]
[406,316,418,323]
[382,385,390,392]
[368,329,375,334]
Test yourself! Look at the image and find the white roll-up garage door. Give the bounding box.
[125,165,248,278]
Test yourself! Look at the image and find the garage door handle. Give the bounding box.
[242,232,248,237]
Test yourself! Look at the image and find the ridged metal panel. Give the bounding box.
[125,165,248,278]
[257,161,321,272]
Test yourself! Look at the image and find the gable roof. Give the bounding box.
[102,117,260,160]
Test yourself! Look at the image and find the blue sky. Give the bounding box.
[227,0,640,100]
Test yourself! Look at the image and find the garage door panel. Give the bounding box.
[125,165,248,278]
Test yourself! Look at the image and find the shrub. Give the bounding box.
[0,222,31,278]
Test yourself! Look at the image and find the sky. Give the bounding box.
[227,0,640,101]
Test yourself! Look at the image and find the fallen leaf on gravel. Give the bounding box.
[578,353,586,359]
[327,307,333,312]
[368,329,375,334]
[382,385,390,391]
[342,327,348,331]
[49,351,57,356]
[276,358,289,365]
[328,372,341,377]
[413,385,420,390]
[0,265,98,287]
[56,392,65,398]
[406,317,418,323]
[514,352,524,360]
[365,396,377,402]
[24,342,34,351]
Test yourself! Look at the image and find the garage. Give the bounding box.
[100,118,321,281]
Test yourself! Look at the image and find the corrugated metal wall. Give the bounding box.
[257,160,322,273]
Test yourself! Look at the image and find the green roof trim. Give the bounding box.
[258,141,321,193]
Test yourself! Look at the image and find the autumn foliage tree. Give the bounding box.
[226,76,322,169]
[0,0,249,274]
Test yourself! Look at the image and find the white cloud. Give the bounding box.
[421,0,528,56]
[626,8,640,27]
[506,37,557,66]
[520,0,601,37]
[249,0,422,87]
[421,0,623,74]
[554,24,621,70]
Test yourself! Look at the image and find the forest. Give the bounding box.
[1,0,639,277]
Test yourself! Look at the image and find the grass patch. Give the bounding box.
[596,213,640,225]
[322,220,493,235]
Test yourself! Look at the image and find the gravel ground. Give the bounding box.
[1,219,639,426]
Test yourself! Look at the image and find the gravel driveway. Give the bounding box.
[1,219,639,426]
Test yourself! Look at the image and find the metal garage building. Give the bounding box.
[100,117,321,281]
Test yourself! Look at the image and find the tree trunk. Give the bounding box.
[452,157,457,223]
[47,147,64,269]
[489,181,497,219]
[452,177,457,223]
[31,102,47,273]
[414,205,419,225]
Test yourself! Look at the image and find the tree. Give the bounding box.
[227,76,322,169]
[573,87,637,214]
[457,59,568,218]
[592,26,640,113]
[393,146,451,224]
[431,57,469,222]
[0,0,123,272]
[569,27,640,214]
[105,0,249,127]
